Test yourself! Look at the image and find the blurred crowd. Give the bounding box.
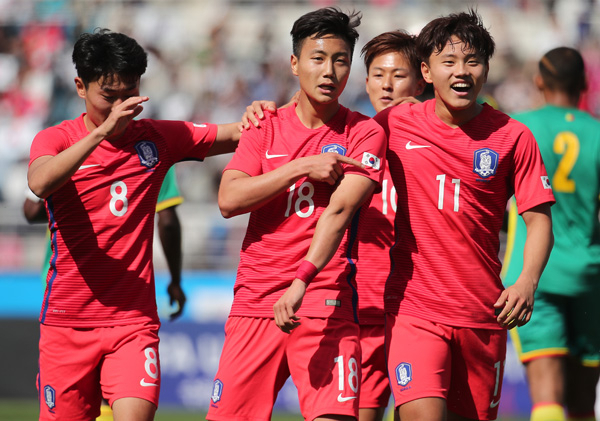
[1,0,600,269]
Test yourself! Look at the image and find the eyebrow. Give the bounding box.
[101,84,138,92]
[371,65,410,71]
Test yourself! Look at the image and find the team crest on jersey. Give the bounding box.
[135,141,159,168]
[321,143,347,156]
[473,148,499,178]
[211,379,224,403]
[44,385,56,409]
[396,362,413,387]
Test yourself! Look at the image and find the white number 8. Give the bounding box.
[109,181,128,217]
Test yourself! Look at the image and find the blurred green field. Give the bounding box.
[0,399,529,421]
[0,399,305,421]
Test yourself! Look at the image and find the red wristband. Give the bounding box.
[295,260,318,285]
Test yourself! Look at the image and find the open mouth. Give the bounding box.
[319,84,336,93]
[451,82,472,93]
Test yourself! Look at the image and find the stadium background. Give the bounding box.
[1,0,599,418]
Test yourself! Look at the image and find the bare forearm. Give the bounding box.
[218,161,309,218]
[157,208,182,285]
[304,207,355,270]
[519,204,554,289]
[28,130,105,198]
[520,207,554,288]
[304,175,376,270]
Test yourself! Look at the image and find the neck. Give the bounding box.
[295,92,340,129]
[434,98,483,128]
[543,89,580,108]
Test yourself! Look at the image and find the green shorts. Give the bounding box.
[510,290,600,366]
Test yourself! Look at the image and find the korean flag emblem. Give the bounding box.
[361,152,381,170]
[541,176,552,189]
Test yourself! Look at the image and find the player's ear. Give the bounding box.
[534,73,545,91]
[291,54,299,76]
[74,77,86,99]
[421,61,432,84]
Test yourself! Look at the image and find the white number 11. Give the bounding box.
[436,174,460,212]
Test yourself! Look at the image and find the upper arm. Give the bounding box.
[521,202,552,227]
[328,173,377,214]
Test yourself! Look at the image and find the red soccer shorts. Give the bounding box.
[359,324,391,408]
[38,322,161,420]
[206,316,361,421]
[386,314,507,420]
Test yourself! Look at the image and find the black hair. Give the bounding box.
[539,47,586,95]
[416,9,495,65]
[290,7,361,59]
[72,28,148,87]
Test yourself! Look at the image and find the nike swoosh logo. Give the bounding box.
[490,399,500,408]
[265,150,288,159]
[337,393,357,403]
[140,379,158,387]
[405,141,431,150]
[78,164,101,170]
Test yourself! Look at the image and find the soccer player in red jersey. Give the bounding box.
[207,7,387,421]
[374,10,555,421]
[357,31,425,421]
[27,29,242,421]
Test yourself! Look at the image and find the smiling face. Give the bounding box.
[291,34,352,107]
[365,51,425,113]
[422,35,489,125]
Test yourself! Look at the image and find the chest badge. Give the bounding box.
[321,143,347,156]
[135,141,159,168]
[473,148,499,178]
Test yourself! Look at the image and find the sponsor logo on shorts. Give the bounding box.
[490,398,500,408]
[321,144,347,156]
[211,379,224,403]
[135,141,159,168]
[395,362,412,387]
[44,385,56,410]
[140,378,159,387]
[337,393,357,403]
[473,148,499,179]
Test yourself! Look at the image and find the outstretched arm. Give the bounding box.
[206,122,243,157]
[273,174,377,333]
[28,96,148,198]
[494,202,553,328]
[218,152,363,218]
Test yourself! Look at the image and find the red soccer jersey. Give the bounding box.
[29,114,217,327]
[226,105,386,321]
[355,161,395,325]
[375,100,555,329]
